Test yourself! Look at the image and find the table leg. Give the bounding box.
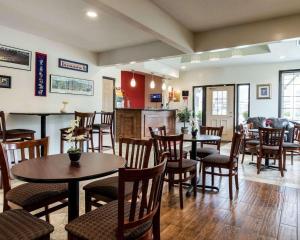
[68,181,79,222]
[190,141,197,160]
[40,115,47,155]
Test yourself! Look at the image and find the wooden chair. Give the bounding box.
[153,134,197,209]
[0,209,54,240]
[60,111,96,153]
[0,111,35,142]
[257,127,285,177]
[239,123,259,164]
[92,111,115,154]
[84,137,152,212]
[66,155,168,240]
[201,132,243,200]
[283,124,300,169]
[149,125,188,164]
[0,138,68,221]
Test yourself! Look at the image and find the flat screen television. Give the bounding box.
[150,93,162,102]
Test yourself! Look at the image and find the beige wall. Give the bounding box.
[144,74,163,108]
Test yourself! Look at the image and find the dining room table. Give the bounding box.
[11,152,125,222]
[183,134,221,195]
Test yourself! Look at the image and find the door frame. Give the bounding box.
[192,84,236,133]
[236,83,250,126]
[102,76,116,111]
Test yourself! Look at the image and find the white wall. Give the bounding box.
[0,25,121,153]
[168,61,300,118]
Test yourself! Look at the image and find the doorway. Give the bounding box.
[193,85,235,141]
[102,76,115,111]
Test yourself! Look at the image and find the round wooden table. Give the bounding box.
[183,134,221,195]
[11,152,125,222]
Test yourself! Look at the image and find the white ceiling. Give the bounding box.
[0,0,155,52]
[152,0,300,31]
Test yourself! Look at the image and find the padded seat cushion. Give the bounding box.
[66,200,152,240]
[256,145,280,151]
[194,147,219,158]
[245,139,260,145]
[170,149,188,158]
[167,159,197,169]
[6,183,68,208]
[6,129,36,134]
[283,142,300,149]
[0,209,53,240]
[83,176,134,200]
[202,154,232,164]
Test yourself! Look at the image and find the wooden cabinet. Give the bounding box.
[116,109,176,141]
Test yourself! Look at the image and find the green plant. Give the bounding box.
[65,117,85,154]
[242,111,248,121]
[177,107,192,127]
[196,111,202,121]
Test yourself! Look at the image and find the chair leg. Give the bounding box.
[152,207,161,240]
[234,171,239,190]
[241,151,245,164]
[100,131,104,152]
[202,165,206,194]
[279,156,284,177]
[85,192,92,213]
[291,151,294,165]
[90,133,94,152]
[229,170,233,200]
[283,150,286,170]
[257,157,261,174]
[60,135,64,154]
[179,177,183,209]
[211,167,214,187]
[45,206,50,223]
[193,170,197,197]
[110,128,115,154]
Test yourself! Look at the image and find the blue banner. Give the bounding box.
[35,52,47,96]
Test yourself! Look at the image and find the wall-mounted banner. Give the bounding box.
[35,52,47,96]
[58,58,88,72]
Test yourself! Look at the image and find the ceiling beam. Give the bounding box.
[84,0,194,54]
[98,41,182,66]
[195,13,300,52]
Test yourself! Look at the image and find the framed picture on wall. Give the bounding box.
[50,74,94,96]
[256,84,271,99]
[0,44,32,71]
[0,75,11,88]
[58,58,88,72]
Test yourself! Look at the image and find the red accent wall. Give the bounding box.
[121,71,145,108]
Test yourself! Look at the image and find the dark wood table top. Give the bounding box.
[183,134,221,142]
[10,112,101,116]
[11,152,125,183]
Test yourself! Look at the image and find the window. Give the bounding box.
[237,84,250,124]
[212,90,227,115]
[193,87,203,125]
[280,70,300,121]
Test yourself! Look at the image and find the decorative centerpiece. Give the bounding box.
[265,119,273,128]
[190,118,198,138]
[60,101,69,113]
[65,118,85,162]
[177,107,192,134]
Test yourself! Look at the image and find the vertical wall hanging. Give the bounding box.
[35,52,47,96]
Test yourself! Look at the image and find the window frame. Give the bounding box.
[236,83,250,126]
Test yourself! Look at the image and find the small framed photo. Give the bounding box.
[257,84,271,99]
[0,75,11,88]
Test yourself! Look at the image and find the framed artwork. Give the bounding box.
[0,44,32,71]
[50,74,94,96]
[257,84,271,99]
[58,58,88,72]
[173,90,181,102]
[35,52,47,96]
[0,75,11,88]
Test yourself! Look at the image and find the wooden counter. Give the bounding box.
[116,108,176,140]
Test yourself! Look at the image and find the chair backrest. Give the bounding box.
[0,111,7,142]
[152,134,183,167]
[293,125,300,143]
[149,126,167,138]
[258,127,284,154]
[199,126,223,149]
[100,111,114,126]
[117,155,167,240]
[119,137,152,169]
[74,111,96,129]
[0,138,48,210]
[229,132,243,164]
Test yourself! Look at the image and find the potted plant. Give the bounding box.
[65,117,85,162]
[190,118,198,138]
[177,107,191,134]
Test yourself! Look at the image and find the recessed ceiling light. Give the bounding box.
[280,56,286,59]
[181,66,186,69]
[86,11,98,18]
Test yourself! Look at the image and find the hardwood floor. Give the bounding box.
[160,179,299,240]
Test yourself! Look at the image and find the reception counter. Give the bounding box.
[115,108,176,140]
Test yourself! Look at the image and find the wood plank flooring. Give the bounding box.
[160,179,299,240]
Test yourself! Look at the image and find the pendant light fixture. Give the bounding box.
[150,72,155,89]
[130,70,136,87]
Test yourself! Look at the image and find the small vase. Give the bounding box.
[60,101,68,113]
[68,152,81,162]
[181,127,189,134]
[191,129,198,138]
